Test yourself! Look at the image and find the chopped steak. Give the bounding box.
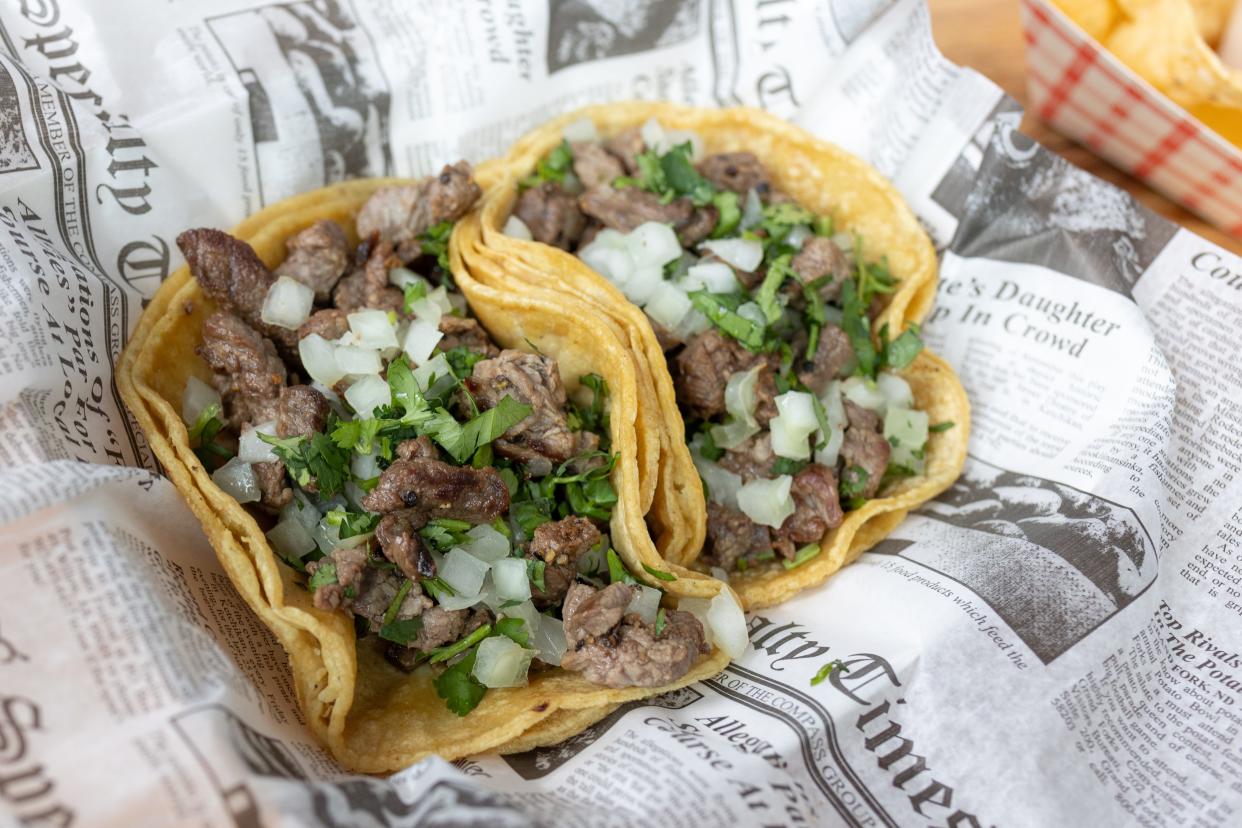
[697,152,773,195]
[252,460,292,511]
[355,161,481,261]
[178,228,298,355]
[579,186,714,247]
[382,606,493,671]
[395,436,439,461]
[841,401,890,499]
[275,220,350,302]
[277,385,330,439]
[604,127,645,174]
[515,182,587,250]
[307,547,373,613]
[705,503,771,570]
[571,141,624,188]
[466,350,584,476]
[796,323,852,395]
[561,583,708,688]
[298,308,350,342]
[198,312,287,428]
[375,510,436,581]
[677,205,718,247]
[353,570,432,631]
[527,516,600,609]
[674,329,777,421]
[361,457,510,521]
[776,464,844,546]
[334,242,404,313]
[718,432,776,481]
[438,315,500,357]
[790,236,850,301]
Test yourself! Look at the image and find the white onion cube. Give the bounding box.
[644,282,692,329]
[472,636,534,688]
[770,416,812,460]
[707,588,749,658]
[885,407,929,473]
[267,519,317,562]
[627,585,661,625]
[463,524,509,563]
[348,310,398,350]
[877,372,915,411]
[238,420,279,464]
[842,376,887,413]
[775,391,818,431]
[299,334,345,387]
[533,615,567,666]
[699,238,763,272]
[626,222,682,267]
[212,458,259,504]
[682,261,739,294]
[492,558,532,602]
[562,117,599,142]
[503,215,533,241]
[737,475,795,529]
[182,376,221,426]
[402,318,443,366]
[260,276,315,329]
[440,548,490,597]
[334,345,383,376]
[623,265,663,305]
[343,374,391,417]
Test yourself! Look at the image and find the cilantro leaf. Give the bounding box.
[521,140,574,189]
[379,617,422,646]
[654,607,667,637]
[839,465,870,508]
[495,616,530,647]
[880,323,924,371]
[840,278,878,379]
[811,659,849,686]
[421,577,456,601]
[383,580,414,627]
[432,395,532,464]
[711,190,741,238]
[526,558,546,593]
[427,624,493,664]
[259,431,351,497]
[783,543,821,570]
[403,280,428,315]
[771,457,809,476]
[660,142,714,206]
[308,562,337,590]
[688,290,766,350]
[607,548,637,584]
[434,648,487,716]
[189,403,230,465]
[324,508,378,539]
[420,221,454,272]
[445,346,486,379]
[569,373,609,434]
[755,255,792,324]
[929,421,956,433]
[642,563,677,582]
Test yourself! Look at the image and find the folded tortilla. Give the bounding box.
[458,102,970,609]
[117,180,731,773]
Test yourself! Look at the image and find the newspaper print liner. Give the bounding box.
[461,102,971,609]
[116,180,732,774]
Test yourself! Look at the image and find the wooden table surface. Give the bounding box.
[928,0,1242,254]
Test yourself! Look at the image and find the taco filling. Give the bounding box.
[508,121,944,574]
[178,162,710,716]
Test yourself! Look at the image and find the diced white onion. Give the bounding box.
[343,374,391,417]
[640,118,666,153]
[492,558,532,602]
[627,585,661,625]
[503,215,533,241]
[821,381,848,430]
[402,318,443,366]
[666,251,698,282]
[533,615,567,666]
[472,636,534,688]
[711,566,730,583]
[814,426,844,468]
[699,238,764,272]
[463,524,509,563]
[260,276,315,330]
[580,239,635,286]
[281,492,321,532]
[690,436,743,509]
[625,222,682,267]
[885,407,929,473]
[427,286,454,315]
[831,232,855,252]
[440,548,491,597]
[562,117,599,142]
[678,597,712,622]
[212,458,259,503]
[707,588,749,659]
[617,264,658,305]
[674,308,712,341]
[785,225,812,249]
[770,412,814,461]
[438,589,485,611]
[300,334,346,387]
[842,376,887,413]
[388,266,425,290]
[741,189,763,229]
[267,519,317,561]
[681,261,739,294]
[238,420,279,464]
[348,310,398,350]
[350,450,380,482]
[710,418,760,451]
[776,391,818,431]
[334,345,383,376]
[737,302,766,329]
[644,282,693,330]
[408,296,443,328]
[725,365,762,428]
[412,353,452,390]
[737,475,795,529]
[500,600,541,639]
[877,372,915,411]
[182,376,221,426]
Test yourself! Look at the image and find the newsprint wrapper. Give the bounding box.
[1,1,1240,826]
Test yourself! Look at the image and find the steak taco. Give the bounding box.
[117,167,743,773]
[460,103,970,609]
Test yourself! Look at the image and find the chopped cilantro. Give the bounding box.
[382,580,413,627]
[688,290,766,350]
[654,607,667,637]
[607,548,637,584]
[495,616,530,647]
[259,431,351,497]
[526,558,547,592]
[512,500,552,538]
[839,465,871,509]
[929,421,956,433]
[755,255,793,324]
[569,373,609,434]
[330,417,383,454]
[379,617,423,646]
[840,277,878,379]
[420,221,454,272]
[659,142,714,206]
[711,190,741,238]
[445,346,486,379]
[879,322,924,372]
[324,509,378,538]
[421,577,456,601]
[642,563,677,582]
[427,624,493,664]
[771,457,809,476]
[402,280,428,315]
[307,562,337,590]
[428,395,532,464]
[189,403,230,465]
[434,648,487,716]
[813,215,835,237]
[811,659,849,686]
[783,543,821,570]
[521,140,574,189]
[697,428,725,461]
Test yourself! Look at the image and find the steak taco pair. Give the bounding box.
[460,102,970,609]
[118,169,744,773]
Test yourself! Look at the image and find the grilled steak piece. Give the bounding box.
[361,457,510,522]
[275,219,350,302]
[277,385,330,439]
[697,152,772,196]
[197,311,287,429]
[674,329,778,422]
[527,516,601,609]
[298,308,351,342]
[578,185,715,247]
[790,236,850,302]
[560,583,708,688]
[571,141,624,188]
[438,315,500,357]
[841,401,890,499]
[515,182,587,250]
[795,323,852,396]
[705,503,772,571]
[355,161,481,261]
[775,464,844,548]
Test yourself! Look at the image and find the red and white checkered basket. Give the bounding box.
[1019,0,1242,238]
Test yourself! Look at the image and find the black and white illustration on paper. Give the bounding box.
[172,705,527,827]
[546,0,701,74]
[870,456,1156,663]
[205,0,392,205]
[0,60,40,175]
[500,685,704,780]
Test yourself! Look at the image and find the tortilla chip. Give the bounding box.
[117,180,732,773]
[458,103,968,609]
